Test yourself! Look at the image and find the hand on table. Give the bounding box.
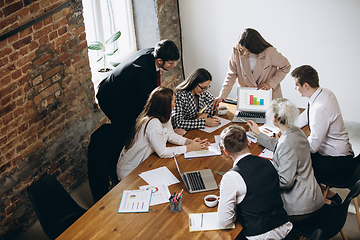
[205,116,220,127]
[246,120,260,135]
[186,137,210,152]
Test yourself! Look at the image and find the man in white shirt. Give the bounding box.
[292,65,355,186]
[218,125,292,240]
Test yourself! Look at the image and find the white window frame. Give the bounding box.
[83,0,137,95]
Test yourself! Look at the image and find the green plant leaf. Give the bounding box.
[96,56,103,62]
[88,41,104,50]
[110,62,120,67]
[105,48,119,56]
[106,31,121,45]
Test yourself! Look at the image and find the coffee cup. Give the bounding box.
[204,195,219,208]
[217,106,228,115]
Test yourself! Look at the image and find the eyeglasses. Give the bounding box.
[198,84,211,91]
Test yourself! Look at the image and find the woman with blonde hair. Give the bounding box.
[117,87,209,180]
[247,98,324,223]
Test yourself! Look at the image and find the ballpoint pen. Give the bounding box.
[201,214,203,227]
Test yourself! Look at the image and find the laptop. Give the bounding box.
[173,154,218,193]
[232,87,272,124]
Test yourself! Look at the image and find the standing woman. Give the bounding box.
[246,98,324,223]
[172,68,220,136]
[214,28,291,107]
[117,87,209,180]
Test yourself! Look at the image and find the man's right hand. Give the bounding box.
[213,97,224,109]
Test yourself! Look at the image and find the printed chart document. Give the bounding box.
[258,148,273,160]
[139,166,179,186]
[139,184,171,206]
[118,189,152,213]
[200,116,231,133]
[184,143,222,159]
[189,212,235,232]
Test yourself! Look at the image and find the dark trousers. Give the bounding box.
[311,152,356,184]
[87,124,123,202]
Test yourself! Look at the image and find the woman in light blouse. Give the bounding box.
[214,28,291,108]
[172,68,219,136]
[117,87,209,180]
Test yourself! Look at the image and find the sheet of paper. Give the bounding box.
[139,166,179,186]
[214,135,223,147]
[246,131,258,143]
[200,116,231,133]
[189,212,235,232]
[118,189,152,213]
[184,143,222,159]
[258,124,280,137]
[258,148,273,160]
[139,184,171,206]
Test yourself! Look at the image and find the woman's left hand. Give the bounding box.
[246,120,260,135]
[257,83,272,91]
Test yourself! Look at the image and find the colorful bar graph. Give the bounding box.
[249,95,264,105]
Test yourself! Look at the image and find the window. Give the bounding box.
[83,0,137,94]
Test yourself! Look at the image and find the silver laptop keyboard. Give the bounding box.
[237,111,265,118]
[184,172,205,191]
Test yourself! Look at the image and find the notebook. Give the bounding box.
[173,154,218,193]
[232,87,272,124]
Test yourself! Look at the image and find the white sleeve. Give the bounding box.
[296,108,308,128]
[146,119,187,158]
[308,108,330,153]
[217,171,246,228]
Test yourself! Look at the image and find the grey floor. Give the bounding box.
[16,121,360,240]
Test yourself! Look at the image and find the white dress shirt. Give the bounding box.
[296,88,353,156]
[217,153,292,240]
[117,117,187,180]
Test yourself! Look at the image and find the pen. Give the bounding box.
[201,214,203,227]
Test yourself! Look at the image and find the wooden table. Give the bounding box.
[57,102,295,240]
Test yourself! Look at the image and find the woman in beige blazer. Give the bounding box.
[214,28,291,107]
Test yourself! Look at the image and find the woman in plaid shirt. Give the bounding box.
[172,68,219,135]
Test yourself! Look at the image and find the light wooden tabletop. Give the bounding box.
[57,102,302,240]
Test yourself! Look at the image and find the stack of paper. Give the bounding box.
[189,212,235,232]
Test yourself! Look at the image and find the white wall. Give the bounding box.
[179,0,360,123]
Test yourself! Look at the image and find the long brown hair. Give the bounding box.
[174,68,212,92]
[125,87,174,149]
[237,28,272,54]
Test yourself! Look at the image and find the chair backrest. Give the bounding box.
[27,174,87,239]
[348,154,360,188]
[309,229,322,240]
[323,180,360,239]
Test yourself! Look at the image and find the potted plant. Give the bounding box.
[88,31,121,72]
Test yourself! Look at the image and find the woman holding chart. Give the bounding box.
[213,28,291,108]
[172,68,219,136]
[247,98,324,223]
[117,87,210,180]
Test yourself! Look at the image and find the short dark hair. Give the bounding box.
[238,28,272,54]
[220,125,248,156]
[175,68,212,92]
[153,39,180,62]
[291,65,319,88]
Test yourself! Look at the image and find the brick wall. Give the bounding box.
[0,0,183,238]
[0,0,105,238]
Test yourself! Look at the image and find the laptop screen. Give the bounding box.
[237,87,272,112]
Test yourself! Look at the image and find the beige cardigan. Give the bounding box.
[219,46,291,100]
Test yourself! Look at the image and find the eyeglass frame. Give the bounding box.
[197,84,211,91]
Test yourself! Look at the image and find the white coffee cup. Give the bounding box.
[217,106,228,115]
[204,195,219,208]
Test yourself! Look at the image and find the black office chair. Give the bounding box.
[27,174,87,240]
[292,180,360,240]
[321,153,360,233]
[88,123,122,203]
